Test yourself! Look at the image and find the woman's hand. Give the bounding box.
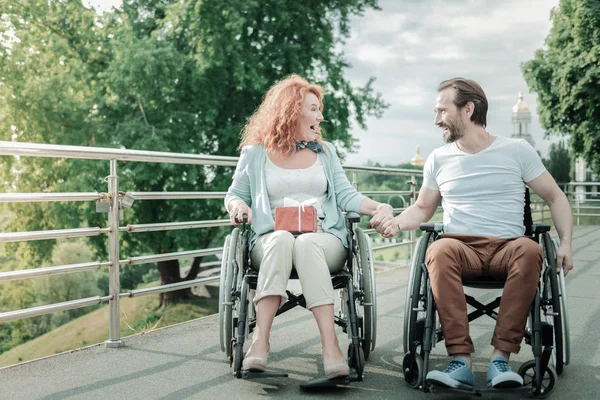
[228,200,253,226]
[370,203,394,230]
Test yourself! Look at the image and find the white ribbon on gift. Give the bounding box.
[283,198,318,232]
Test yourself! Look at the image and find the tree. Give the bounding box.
[543,140,572,184]
[1,0,388,308]
[522,0,600,175]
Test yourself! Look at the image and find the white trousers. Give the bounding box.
[250,231,346,310]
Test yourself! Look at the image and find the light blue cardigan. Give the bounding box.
[224,142,367,249]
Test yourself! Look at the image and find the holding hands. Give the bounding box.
[370,204,399,238]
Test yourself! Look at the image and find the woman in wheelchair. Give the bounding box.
[224,74,391,379]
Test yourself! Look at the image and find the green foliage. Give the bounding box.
[522,0,600,175]
[33,242,101,312]
[0,241,103,350]
[542,140,572,183]
[1,0,387,270]
[359,161,423,209]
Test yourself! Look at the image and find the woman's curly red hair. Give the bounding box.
[240,75,324,156]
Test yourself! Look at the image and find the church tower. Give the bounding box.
[411,145,424,167]
[511,92,535,148]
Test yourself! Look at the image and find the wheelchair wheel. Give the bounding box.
[404,233,431,354]
[518,359,557,398]
[402,351,423,389]
[232,274,250,376]
[221,228,241,359]
[542,235,565,375]
[356,227,377,360]
[219,234,232,353]
[553,238,571,368]
[347,342,365,377]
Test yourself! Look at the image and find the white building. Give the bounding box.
[511,92,536,149]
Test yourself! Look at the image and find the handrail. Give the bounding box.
[0,261,112,282]
[120,220,230,233]
[0,140,422,176]
[0,193,101,202]
[4,139,591,353]
[0,140,239,166]
[0,227,111,243]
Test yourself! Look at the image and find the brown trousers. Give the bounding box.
[426,234,543,355]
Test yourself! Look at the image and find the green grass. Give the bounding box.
[0,283,218,368]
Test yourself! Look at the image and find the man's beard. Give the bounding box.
[440,119,465,143]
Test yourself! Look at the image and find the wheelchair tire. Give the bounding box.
[404,233,431,355]
[402,351,423,389]
[223,228,241,359]
[347,342,365,378]
[219,234,232,353]
[232,273,249,376]
[518,359,557,398]
[356,227,377,360]
[553,238,571,368]
[543,234,564,375]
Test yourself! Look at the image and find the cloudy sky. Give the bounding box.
[86,0,561,165]
[342,0,561,165]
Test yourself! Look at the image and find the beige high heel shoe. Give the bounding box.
[242,344,270,371]
[322,348,350,379]
[324,362,350,380]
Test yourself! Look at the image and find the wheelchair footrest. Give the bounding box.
[300,373,360,390]
[240,369,289,379]
[428,383,531,397]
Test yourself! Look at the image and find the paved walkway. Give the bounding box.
[1,226,599,399]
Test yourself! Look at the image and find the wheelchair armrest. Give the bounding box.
[346,211,361,223]
[532,224,551,234]
[419,222,444,232]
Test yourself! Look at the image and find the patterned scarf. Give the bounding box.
[295,141,324,154]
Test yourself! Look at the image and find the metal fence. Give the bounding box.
[1,140,594,348]
[0,140,420,347]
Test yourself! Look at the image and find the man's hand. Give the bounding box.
[370,203,394,230]
[228,200,252,226]
[556,243,574,276]
[371,214,400,238]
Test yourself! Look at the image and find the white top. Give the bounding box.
[265,156,328,218]
[422,135,546,238]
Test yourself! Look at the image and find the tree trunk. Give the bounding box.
[156,256,202,310]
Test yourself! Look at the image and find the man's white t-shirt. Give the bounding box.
[422,135,546,238]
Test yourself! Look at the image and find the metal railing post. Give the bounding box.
[408,175,417,259]
[106,159,124,348]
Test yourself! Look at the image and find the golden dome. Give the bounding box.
[411,145,425,166]
[512,92,530,113]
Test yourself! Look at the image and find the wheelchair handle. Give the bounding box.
[346,211,361,223]
[419,222,443,232]
[234,213,249,225]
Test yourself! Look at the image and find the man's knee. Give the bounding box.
[513,237,543,274]
[426,238,462,274]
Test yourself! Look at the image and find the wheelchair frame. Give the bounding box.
[402,222,570,398]
[218,212,377,383]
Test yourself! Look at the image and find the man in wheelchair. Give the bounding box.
[372,78,573,391]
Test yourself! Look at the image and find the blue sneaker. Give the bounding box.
[426,358,474,390]
[486,356,523,388]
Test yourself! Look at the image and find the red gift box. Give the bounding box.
[274,205,318,235]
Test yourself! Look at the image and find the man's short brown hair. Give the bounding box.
[438,78,488,127]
